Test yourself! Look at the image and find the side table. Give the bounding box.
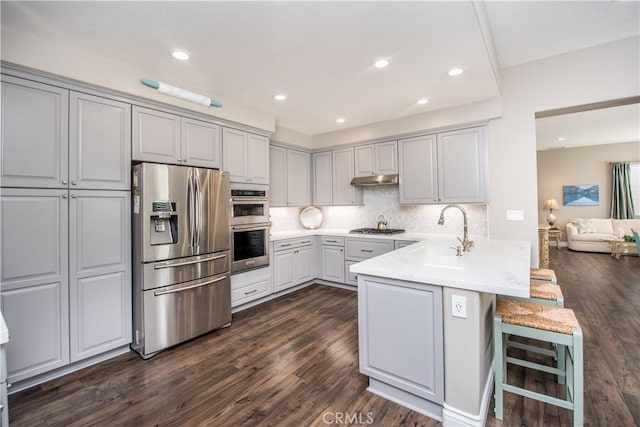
[548,228,563,249]
[604,239,637,259]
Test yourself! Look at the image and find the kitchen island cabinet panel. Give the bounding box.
[1,76,69,189]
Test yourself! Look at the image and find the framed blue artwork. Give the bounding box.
[562,185,599,206]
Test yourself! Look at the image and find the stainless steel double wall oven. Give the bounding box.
[131,163,231,358]
[230,184,270,274]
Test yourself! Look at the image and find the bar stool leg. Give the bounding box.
[494,314,504,420]
[572,328,584,427]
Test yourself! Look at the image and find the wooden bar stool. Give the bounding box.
[530,267,557,284]
[494,299,583,427]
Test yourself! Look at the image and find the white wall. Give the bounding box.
[271,125,313,149]
[0,28,276,133]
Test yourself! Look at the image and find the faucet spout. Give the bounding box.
[437,204,473,252]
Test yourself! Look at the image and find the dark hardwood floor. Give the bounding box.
[8,249,640,426]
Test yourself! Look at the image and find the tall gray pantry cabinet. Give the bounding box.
[0,75,132,386]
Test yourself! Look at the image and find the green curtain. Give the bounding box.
[610,162,636,219]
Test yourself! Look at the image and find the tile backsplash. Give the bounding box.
[270,186,488,236]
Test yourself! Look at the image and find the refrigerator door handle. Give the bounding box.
[153,253,227,269]
[194,169,202,248]
[187,169,195,248]
[153,275,227,296]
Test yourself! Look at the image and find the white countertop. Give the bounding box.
[350,236,530,297]
[1,311,8,345]
[270,228,432,242]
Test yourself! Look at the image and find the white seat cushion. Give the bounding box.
[569,232,617,242]
[589,218,614,234]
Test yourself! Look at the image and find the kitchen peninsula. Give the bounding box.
[351,236,530,427]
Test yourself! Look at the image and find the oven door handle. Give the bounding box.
[153,253,227,269]
[153,275,227,296]
[232,223,270,230]
[230,197,268,203]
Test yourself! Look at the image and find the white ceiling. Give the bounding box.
[1,1,639,137]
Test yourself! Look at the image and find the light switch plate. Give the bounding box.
[506,210,524,221]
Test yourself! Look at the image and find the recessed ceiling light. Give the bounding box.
[448,68,463,76]
[556,137,566,141]
[172,50,190,61]
[274,94,287,101]
[336,118,346,124]
[417,98,429,105]
[374,59,390,69]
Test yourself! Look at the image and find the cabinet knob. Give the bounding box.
[62,194,67,199]
[62,180,68,185]
[71,181,77,185]
[177,157,182,162]
[71,194,77,199]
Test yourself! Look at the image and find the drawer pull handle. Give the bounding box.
[300,240,311,244]
[280,243,292,247]
[361,249,374,253]
[326,239,338,243]
[245,289,258,295]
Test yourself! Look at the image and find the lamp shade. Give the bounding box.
[543,199,559,210]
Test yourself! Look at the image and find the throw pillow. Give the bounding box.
[571,219,596,234]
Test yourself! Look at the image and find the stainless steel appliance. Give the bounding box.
[230,184,270,274]
[349,228,405,235]
[131,163,231,359]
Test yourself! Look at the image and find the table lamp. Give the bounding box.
[543,198,560,227]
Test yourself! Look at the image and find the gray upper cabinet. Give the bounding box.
[354,140,398,177]
[132,106,181,164]
[1,189,70,383]
[133,106,221,168]
[181,117,222,169]
[223,128,269,184]
[1,76,69,189]
[269,146,311,207]
[437,127,486,203]
[312,151,333,206]
[70,92,131,190]
[69,191,131,362]
[399,127,487,204]
[333,147,363,205]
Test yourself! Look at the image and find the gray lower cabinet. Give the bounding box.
[69,191,131,362]
[344,238,394,287]
[1,75,69,189]
[0,188,131,383]
[231,267,272,308]
[358,276,444,405]
[273,238,314,292]
[0,189,70,383]
[321,245,345,283]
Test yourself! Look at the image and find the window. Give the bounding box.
[630,162,640,218]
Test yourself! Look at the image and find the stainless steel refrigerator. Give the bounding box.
[131,163,231,358]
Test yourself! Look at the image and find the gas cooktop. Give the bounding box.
[349,228,406,235]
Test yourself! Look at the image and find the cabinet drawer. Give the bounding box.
[273,237,313,251]
[231,276,271,307]
[321,236,345,246]
[345,260,358,286]
[346,238,394,260]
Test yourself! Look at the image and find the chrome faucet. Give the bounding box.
[438,204,474,252]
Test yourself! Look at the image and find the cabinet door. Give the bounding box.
[287,150,311,206]
[295,246,314,284]
[354,145,375,177]
[1,76,69,189]
[69,92,131,190]
[132,106,180,164]
[312,151,333,205]
[181,117,222,169]
[399,135,438,204]
[437,127,486,203]
[69,191,131,362]
[375,140,398,175]
[222,128,247,183]
[269,146,287,207]
[247,133,269,184]
[321,245,345,283]
[332,148,362,205]
[0,189,69,382]
[273,249,295,292]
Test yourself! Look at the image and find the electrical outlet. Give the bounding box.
[452,295,467,318]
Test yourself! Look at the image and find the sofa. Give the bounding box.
[566,218,640,253]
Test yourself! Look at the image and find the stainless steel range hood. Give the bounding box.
[350,174,399,186]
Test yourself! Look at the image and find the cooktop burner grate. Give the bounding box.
[349,228,406,235]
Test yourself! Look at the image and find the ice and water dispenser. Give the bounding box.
[150,201,178,245]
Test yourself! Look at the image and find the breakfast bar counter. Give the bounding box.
[350,237,531,427]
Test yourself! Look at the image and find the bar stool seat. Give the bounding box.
[530,267,557,284]
[510,281,564,307]
[494,299,583,426]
